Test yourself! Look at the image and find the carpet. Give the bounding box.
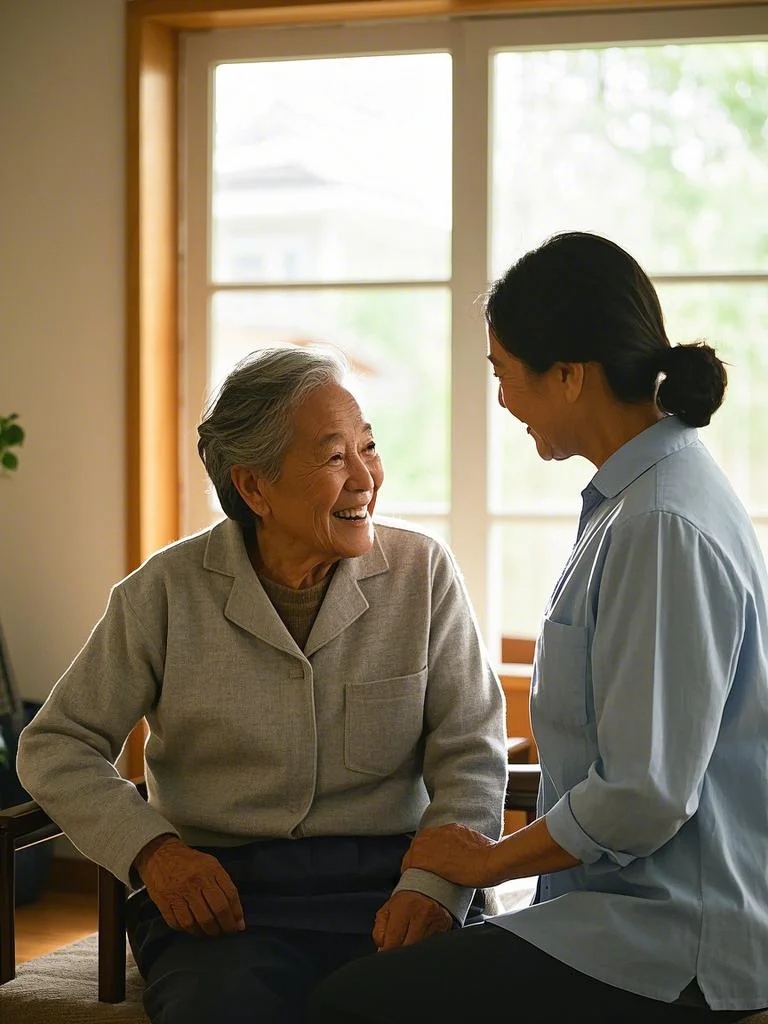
[0,934,148,1022]
[6,910,767,1024]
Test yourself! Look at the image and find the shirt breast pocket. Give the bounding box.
[535,617,590,727]
[344,670,428,777]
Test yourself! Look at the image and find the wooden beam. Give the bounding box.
[128,0,768,31]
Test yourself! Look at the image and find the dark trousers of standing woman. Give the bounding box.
[305,921,762,1024]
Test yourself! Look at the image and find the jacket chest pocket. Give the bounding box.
[344,669,428,776]
[533,617,590,728]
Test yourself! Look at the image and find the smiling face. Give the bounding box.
[487,327,581,463]
[231,382,383,588]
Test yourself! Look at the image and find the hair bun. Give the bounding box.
[656,342,727,427]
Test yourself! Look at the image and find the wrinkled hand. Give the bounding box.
[401,824,497,888]
[134,835,245,937]
[372,890,453,952]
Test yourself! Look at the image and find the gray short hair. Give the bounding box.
[197,346,349,526]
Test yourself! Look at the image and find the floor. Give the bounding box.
[14,888,97,963]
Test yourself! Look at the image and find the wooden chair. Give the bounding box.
[0,767,541,1004]
[505,736,538,824]
[504,761,539,823]
[500,635,536,666]
[0,780,147,1003]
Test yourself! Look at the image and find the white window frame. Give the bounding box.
[180,4,768,652]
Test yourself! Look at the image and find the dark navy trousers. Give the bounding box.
[126,833,485,1024]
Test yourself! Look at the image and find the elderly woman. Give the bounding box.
[306,232,768,1023]
[16,346,508,1024]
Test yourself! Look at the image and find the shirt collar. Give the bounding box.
[591,415,699,500]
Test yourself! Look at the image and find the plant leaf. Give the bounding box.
[4,424,24,445]
[1,452,19,470]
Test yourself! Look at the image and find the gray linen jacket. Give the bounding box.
[17,516,507,923]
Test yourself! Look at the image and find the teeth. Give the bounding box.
[335,507,368,520]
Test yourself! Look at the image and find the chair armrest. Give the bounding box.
[0,776,147,995]
[506,736,532,764]
[0,799,63,851]
[505,762,540,817]
[0,774,145,847]
[0,799,65,986]
[0,773,145,850]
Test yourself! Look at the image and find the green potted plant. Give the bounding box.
[0,413,24,473]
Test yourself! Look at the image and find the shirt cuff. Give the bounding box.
[545,791,634,868]
[393,867,475,924]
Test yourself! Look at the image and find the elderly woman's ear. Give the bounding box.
[230,465,270,518]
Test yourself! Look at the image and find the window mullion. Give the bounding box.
[180,34,216,534]
[449,24,493,638]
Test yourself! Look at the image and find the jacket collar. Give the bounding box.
[203,518,389,657]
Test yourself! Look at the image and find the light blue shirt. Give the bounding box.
[492,416,768,1011]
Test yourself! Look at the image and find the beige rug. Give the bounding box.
[0,934,148,1022]
[6,914,767,1023]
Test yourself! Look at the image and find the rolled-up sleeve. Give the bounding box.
[546,511,742,866]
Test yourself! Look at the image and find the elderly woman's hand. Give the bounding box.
[134,835,245,937]
[372,890,453,951]
[400,823,498,888]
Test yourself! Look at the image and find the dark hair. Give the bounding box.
[484,231,727,427]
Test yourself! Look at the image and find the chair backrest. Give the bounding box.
[505,762,540,824]
[500,635,536,665]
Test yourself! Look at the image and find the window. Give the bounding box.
[181,7,768,657]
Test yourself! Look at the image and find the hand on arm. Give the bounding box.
[133,835,245,937]
[401,817,580,889]
[372,890,454,951]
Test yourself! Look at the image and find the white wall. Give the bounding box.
[0,0,126,704]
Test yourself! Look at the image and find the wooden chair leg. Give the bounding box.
[0,824,16,984]
[97,865,127,1003]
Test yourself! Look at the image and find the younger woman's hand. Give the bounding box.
[401,824,498,888]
